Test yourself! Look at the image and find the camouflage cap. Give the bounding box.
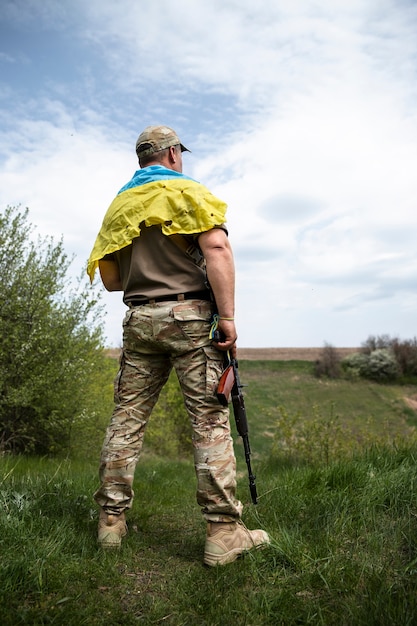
[135,125,190,158]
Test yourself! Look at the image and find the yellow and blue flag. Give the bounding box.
[87,165,227,282]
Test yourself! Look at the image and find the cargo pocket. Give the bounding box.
[203,346,225,398]
[172,303,212,346]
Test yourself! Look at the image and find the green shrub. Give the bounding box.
[313,343,341,379]
[360,334,417,380]
[342,348,399,382]
[366,348,400,381]
[68,355,118,459]
[0,205,109,455]
[341,352,370,379]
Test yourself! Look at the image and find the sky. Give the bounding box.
[1,0,416,348]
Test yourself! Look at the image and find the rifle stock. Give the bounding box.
[216,364,234,407]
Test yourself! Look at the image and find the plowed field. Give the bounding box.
[105,347,360,361]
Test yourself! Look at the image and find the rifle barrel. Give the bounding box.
[231,360,258,505]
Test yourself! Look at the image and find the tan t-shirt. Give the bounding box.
[112,224,225,304]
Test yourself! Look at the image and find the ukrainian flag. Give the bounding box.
[87,166,227,282]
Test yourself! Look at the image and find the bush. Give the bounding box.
[366,349,400,381]
[391,337,417,377]
[360,335,417,380]
[0,205,111,455]
[313,343,341,378]
[343,349,399,382]
[68,354,118,459]
[341,352,370,379]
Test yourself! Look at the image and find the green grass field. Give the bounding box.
[1,360,417,625]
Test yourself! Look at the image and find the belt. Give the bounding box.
[128,290,212,307]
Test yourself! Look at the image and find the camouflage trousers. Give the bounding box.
[94,299,243,522]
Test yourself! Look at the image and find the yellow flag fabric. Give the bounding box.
[87,177,227,282]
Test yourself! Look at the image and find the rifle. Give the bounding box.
[216,355,258,505]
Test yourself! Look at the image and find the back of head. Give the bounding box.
[136,125,190,164]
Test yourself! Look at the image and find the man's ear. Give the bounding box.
[168,145,177,163]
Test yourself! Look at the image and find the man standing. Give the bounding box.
[87,125,269,566]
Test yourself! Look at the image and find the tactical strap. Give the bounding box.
[169,233,205,269]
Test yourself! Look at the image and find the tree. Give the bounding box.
[0,205,110,454]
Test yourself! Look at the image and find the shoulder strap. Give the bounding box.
[169,233,205,269]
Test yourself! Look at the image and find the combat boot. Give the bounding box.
[204,521,270,566]
[98,509,127,548]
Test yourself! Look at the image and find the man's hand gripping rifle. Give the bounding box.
[215,338,258,505]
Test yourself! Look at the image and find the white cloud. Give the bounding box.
[1,0,417,347]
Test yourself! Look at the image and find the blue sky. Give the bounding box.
[1,0,417,348]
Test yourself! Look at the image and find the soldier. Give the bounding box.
[87,125,269,566]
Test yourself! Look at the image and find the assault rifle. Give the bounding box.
[216,354,258,505]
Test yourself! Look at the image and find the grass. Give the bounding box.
[1,361,417,625]
[239,360,417,451]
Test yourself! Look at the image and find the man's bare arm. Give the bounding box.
[99,258,123,291]
[198,228,237,354]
